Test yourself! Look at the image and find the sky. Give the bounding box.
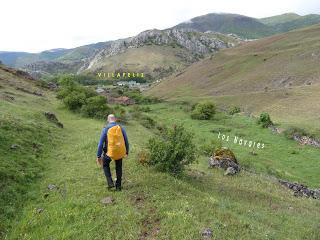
[1,0,319,53]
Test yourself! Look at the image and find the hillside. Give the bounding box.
[175,13,274,39]
[1,64,320,239]
[174,12,320,39]
[0,29,240,79]
[260,13,320,33]
[147,24,320,130]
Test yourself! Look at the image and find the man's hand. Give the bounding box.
[96,157,103,167]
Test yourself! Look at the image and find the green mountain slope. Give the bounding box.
[147,24,320,130]
[175,13,275,39]
[260,13,320,33]
[259,13,302,25]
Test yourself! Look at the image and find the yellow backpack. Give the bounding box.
[107,125,126,160]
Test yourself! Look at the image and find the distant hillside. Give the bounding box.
[174,12,320,39]
[2,12,320,79]
[0,29,240,79]
[260,13,320,33]
[175,13,274,39]
[147,24,320,129]
[259,13,302,25]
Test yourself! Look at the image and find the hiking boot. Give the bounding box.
[107,177,115,189]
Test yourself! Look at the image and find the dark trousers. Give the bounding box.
[103,156,122,187]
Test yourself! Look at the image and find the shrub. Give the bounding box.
[62,91,87,110]
[81,96,111,119]
[228,106,241,115]
[146,124,196,175]
[191,101,216,120]
[257,112,273,128]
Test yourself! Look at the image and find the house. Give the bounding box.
[116,81,140,88]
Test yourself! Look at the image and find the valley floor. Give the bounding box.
[3,98,320,240]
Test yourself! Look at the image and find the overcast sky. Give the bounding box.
[1,0,319,52]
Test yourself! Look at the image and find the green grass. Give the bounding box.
[139,102,320,187]
[1,68,320,239]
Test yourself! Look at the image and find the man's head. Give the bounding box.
[107,114,116,123]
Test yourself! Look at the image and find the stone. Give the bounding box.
[209,148,240,174]
[48,184,56,190]
[100,196,114,205]
[201,228,213,239]
[224,167,238,176]
[10,144,20,150]
[36,208,44,214]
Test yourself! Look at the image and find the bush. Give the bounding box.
[191,101,216,120]
[228,106,241,115]
[62,91,87,110]
[257,112,273,128]
[146,124,196,175]
[81,96,111,119]
[56,75,113,118]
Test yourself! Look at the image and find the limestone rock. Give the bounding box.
[100,196,114,205]
[209,148,240,174]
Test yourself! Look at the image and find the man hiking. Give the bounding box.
[96,114,129,191]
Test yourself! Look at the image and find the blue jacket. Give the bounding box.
[96,122,129,158]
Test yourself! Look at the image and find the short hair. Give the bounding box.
[107,114,116,122]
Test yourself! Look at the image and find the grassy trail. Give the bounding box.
[4,100,320,240]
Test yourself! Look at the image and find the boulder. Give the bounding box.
[209,148,240,173]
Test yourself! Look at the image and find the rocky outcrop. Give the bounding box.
[87,28,240,71]
[209,147,240,174]
[293,135,320,148]
[279,179,320,199]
